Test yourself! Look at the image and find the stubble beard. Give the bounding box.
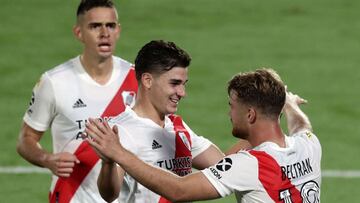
[232,127,249,140]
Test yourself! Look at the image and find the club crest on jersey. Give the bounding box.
[121,91,136,107]
[301,181,320,203]
[178,132,191,151]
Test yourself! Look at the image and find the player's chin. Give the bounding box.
[98,51,113,59]
[167,105,178,115]
[97,48,113,58]
[232,128,248,140]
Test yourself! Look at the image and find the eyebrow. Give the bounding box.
[170,79,188,84]
[88,22,117,27]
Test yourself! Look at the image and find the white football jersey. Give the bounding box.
[202,130,321,203]
[23,56,138,203]
[109,107,212,203]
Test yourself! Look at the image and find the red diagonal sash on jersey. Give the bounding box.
[49,69,137,203]
[170,115,192,165]
[158,115,192,203]
[249,150,302,203]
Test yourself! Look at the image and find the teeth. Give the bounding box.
[170,99,178,104]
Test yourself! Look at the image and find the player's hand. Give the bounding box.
[285,91,307,107]
[283,86,307,111]
[44,152,80,177]
[85,118,122,163]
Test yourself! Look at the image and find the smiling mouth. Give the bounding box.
[170,98,179,104]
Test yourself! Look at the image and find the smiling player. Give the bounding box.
[87,40,225,203]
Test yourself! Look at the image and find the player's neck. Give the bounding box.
[132,96,166,128]
[80,54,113,85]
[249,121,286,148]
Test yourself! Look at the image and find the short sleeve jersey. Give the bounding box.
[202,130,321,203]
[109,107,212,203]
[23,56,138,203]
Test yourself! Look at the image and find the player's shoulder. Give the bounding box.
[34,57,78,87]
[45,56,79,78]
[112,56,133,70]
[109,107,135,126]
[226,150,258,162]
[292,130,320,144]
[209,151,259,178]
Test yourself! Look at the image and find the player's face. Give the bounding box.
[74,7,120,60]
[228,91,249,139]
[149,67,188,116]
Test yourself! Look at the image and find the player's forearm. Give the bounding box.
[224,139,251,155]
[114,148,189,202]
[17,123,50,168]
[283,102,312,134]
[97,161,121,202]
[16,134,50,168]
[192,144,224,169]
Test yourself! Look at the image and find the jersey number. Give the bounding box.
[279,181,320,203]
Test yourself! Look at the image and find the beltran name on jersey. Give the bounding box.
[202,130,321,203]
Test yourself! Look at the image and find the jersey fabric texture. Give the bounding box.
[202,130,321,203]
[109,106,212,203]
[23,56,138,203]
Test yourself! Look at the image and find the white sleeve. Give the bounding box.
[201,152,259,197]
[23,73,56,131]
[292,130,321,152]
[182,121,212,158]
[293,130,322,165]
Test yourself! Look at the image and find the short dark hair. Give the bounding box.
[228,68,286,119]
[134,40,191,81]
[76,0,115,17]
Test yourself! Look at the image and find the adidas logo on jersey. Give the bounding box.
[73,99,87,108]
[152,140,162,149]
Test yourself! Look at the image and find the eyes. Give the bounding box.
[88,22,117,31]
[169,79,188,87]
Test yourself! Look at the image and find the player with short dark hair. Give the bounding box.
[86,40,225,202]
[76,0,115,16]
[16,0,137,202]
[87,68,322,203]
[134,40,191,80]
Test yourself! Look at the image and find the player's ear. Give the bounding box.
[248,107,256,124]
[73,25,83,42]
[141,73,153,89]
[115,23,121,40]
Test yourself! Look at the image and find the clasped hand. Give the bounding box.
[85,118,122,163]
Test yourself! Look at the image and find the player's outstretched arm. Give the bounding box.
[192,144,224,170]
[86,118,221,202]
[16,122,79,177]
[283,91,312,134]
[115,151,219,202]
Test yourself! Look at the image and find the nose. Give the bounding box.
[100,25,110,37]
[177,85,186,97]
